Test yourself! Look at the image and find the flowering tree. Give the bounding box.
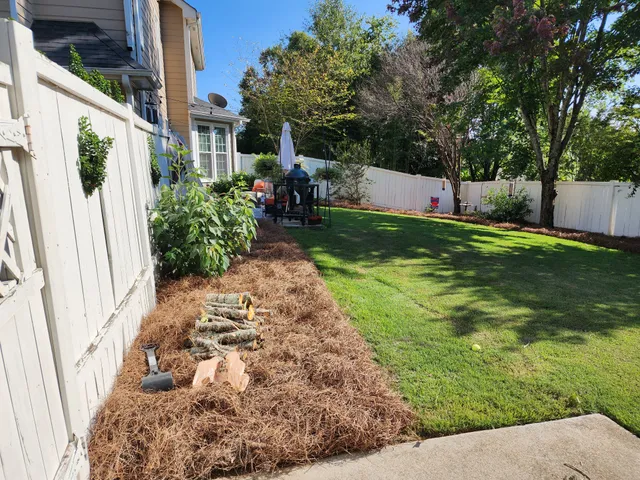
[389,0,640,227]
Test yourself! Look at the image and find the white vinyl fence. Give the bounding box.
[463,180,640,237]
[236,153,455,213]
[0,21,157,479]
[238,153,639,237]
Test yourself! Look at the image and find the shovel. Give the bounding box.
[140,344,174,392]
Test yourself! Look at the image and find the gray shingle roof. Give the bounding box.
[32,20,147,71]
[189,97,248,123]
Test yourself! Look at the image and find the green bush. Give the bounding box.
[150,145,258,277]
[77,116,113,196]
[232,171,258,189]
[333,141,373,205]
[211,171,257,195]
[312,166,342,182]
[148,135,162,186]
[69,45,124,103]
[482,186,533,223]
[253,153,282,179]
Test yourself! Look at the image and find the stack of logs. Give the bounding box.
[189,293,270,361]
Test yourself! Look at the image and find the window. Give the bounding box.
[214,127,228,177]
[197,125,213,178]
[196,124,230,180]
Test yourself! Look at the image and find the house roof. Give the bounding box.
[31,20,159,87]
[189,97,249,124]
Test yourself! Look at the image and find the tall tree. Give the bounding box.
[389,0,640,227]
[237,0,397,157]
[239,44,356,154]
[359,40,477,213]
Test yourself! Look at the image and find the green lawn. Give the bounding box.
[289,208,640,436]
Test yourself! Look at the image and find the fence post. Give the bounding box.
[0,20,87,441]
[608,180,618,236]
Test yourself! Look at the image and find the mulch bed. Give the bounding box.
[331,201,640,254]
[88,221,413,480]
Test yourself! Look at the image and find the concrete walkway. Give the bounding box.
[240,415,640,480]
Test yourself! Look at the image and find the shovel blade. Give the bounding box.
[141,371,174,392]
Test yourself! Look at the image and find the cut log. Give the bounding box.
[206,293,244,305]
[217,329,257,345]
[239,292,253,308]
[195,320,254,333]
[205,302,245,310]
[192,337,234,356]
[206,306,255,322]
[200,314,259,328]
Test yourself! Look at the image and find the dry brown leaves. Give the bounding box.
[88,222,413,480]
[332,201,640,254]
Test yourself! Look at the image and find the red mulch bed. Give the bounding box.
[331,201,640,254]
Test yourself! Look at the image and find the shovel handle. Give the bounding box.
[141,344,160,374]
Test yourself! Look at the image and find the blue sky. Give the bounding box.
[190,0,412,112]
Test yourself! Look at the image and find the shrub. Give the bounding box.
[312,166,342,182]
[253,153,283,179]
[148,135,162,186]
[231,171,258,190]
[69,45,124,103]
[77,116,113,196]
[211,171,257,195]
[333,141,373,205]
[482,186,533,223]
[150,147,258,277]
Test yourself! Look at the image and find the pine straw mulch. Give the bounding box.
[88,221,414,480]
[331,201,640,254]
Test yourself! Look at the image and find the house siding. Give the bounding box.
[160,1,190,144]
[136,0,167,124]
[31,0,127,48]
[16,0,33,24]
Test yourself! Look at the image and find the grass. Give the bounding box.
[289,208,640,436]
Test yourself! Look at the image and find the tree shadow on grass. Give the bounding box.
[290,209,640,345]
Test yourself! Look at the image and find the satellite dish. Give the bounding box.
[208,93,228,109]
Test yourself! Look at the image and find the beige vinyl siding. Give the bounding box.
[137,0,167,122]
[31,0,127,48]
[160,1,190,144]
[16,0,33,25]
[0,0,32,23]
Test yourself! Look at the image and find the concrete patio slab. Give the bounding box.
[236,415,640,480]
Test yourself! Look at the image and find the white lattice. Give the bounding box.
[0,156,21,297]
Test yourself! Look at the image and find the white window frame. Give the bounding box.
[195,122,231,181]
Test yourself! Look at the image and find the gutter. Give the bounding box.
[87,67,162,90]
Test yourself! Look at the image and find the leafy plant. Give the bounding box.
[482,187,533,223]
[312,166,342,182]
[333,141,373,205]
[211,171,258,195]
[69,45,125,103]
[77,116,113,196]
[150,147,258,277]
[253,153,283,179]
[147,135,162,186]
[231,171,258,190]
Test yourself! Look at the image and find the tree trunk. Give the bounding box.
[451,180,461,214]
[539,173,557,228]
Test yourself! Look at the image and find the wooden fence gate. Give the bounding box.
[0,20,158,479]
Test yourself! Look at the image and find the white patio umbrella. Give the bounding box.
[278,122,296,171]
